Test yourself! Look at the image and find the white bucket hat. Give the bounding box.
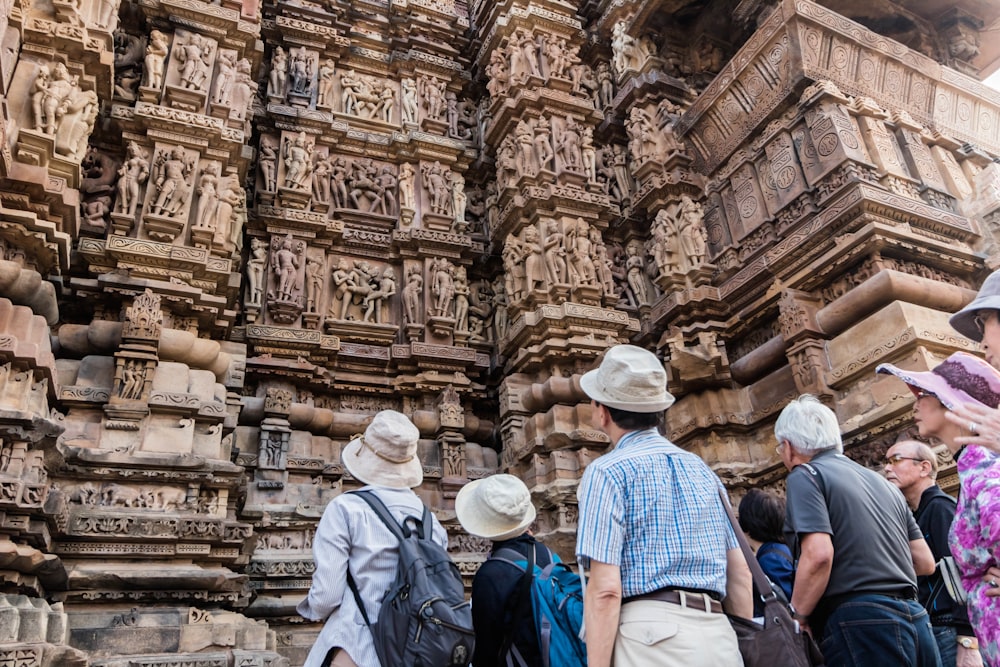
[455,474,536,541]
[342,410,423,489]
[580,344,674,412]
[950,269,1000,342]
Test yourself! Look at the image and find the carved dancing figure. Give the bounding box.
[37,63,79,136]
[596,62,614,108]
[259,136,278,192]
[450,172,467,231]
[305,255,323,313]
[214,178,243,247]
[150,146,191,217]
[398,163,416,210]
[502,234,525,302]
[534,116,554,172]
[194,162,220,228]
[401,78,418,124]
[144,30,169,90]
[453,266,470,332]
[247,238,267,306]
[271,235,301,302]
[568,218,597,286]
[431,258,455,318]
[543,220,568,284]
[317,59,336,107]
[581,127,597,183]
[514,119,536,177]
[678,196,707,269]
[268,47,287,99]
[422,161,450,215]
[590,227,616,296]
[212,51,237,105]
[522,225,546,292]
[651,209,678,276]
[282,132,313,190]
[377,82,395,123]
[116,141,149,216]
[419,75,446,120]
[402,267,423,325]
[485,50,509,98]
[176,33,212,92]
[557,116,582,171]
[330,157,349,208]
[311,154,332,205]
[625,241,650,305]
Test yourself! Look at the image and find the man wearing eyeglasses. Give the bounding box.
[884,441,982,667]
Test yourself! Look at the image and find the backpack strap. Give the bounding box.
[497,543,535,667]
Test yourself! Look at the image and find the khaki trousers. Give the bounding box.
[613,599,742,667]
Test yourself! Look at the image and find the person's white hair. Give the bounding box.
[774,394,843,454]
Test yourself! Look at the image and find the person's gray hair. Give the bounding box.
[893,439,939,480]
[774,395,843,454]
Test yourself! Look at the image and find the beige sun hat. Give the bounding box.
[950,269,1000,342]
[455,474,536,541]
[580,344,674,413]
[341,410,423,489]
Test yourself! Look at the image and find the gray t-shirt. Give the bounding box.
[784,449,921,601]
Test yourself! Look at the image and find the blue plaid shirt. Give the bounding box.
[576,428,738,598]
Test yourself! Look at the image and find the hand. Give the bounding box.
[983,566,1000,597]
[957,643,984,667]
[945,403,1000,454]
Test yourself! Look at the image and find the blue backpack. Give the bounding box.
[493,544,587,667]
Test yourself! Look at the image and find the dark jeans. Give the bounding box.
[820,594,942,667]
[932,626,956,667]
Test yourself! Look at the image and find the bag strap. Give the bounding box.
[498,543,536,666]
[717,487,778,601]
[347,569,373,628]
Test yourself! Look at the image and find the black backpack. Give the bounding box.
[346,490,475,667]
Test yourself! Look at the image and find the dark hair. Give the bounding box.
[604,404,663,431]
[738,489,786,544]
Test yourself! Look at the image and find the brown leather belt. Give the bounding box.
[623,588,724,614]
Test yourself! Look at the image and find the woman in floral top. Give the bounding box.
[878,351,1000,666]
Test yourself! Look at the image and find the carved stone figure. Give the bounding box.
[259,136,278,192]
[271,234,302,302]
[626,106,658,163]
[678,196,707,269]
[581,126,597,183]
[485,50,509,98]
[282,132,313,190]
[651,209,679,276]
[543,220,568,284]
[377,81,395,123]
[288,47,312,96]
[305,256,323,313]
[596,62,614,108]
[311,154,332,205]
[612,144,632,200]
[363,266,396,324]
[534,116,554,172]
[591,227,616,295]
[568,218,597,286]
[343,260,382,318]
[450,172,467,230]
[328,258,352,320]
[422,161,451,215]
[430,257,455,318]
[114,33,144,99]
[231,59,256,121]
[144,30,169,90]
[176,33,212,92]
[625,240,650,305]
[116,141,149,216]
[330,157,349,208]
[402,266,423,325]
[502,234,526,302]
[514,119,536,177]
[399,162,416,210]
[317,59,336,107]
[267,47,287,100]
[523,226,546,292]
[419,74,446,121]
[556,116,582,171]
[247,238,267,306]
[373,166,398,216]
[401,78,418,123]
[453,266,470,332]
[34,62,80,136]
[212,51,237,105]
[518,29,541,78]
[348,158,380,211]
[194,162,221,229]
[150,145,192,218]
[214,178,244,247]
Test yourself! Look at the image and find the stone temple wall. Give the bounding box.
[0,0,999,663]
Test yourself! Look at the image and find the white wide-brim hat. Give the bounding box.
[455,474,536,541]
[342,410,423,489]
[580,344,674,413]
[950,269,1000,342]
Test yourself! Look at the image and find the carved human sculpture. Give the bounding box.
[34,62,80,136]
[651,208,679,276]
[502,234,525,302]
[492,277,509,339]
[612,144,632,200]
[422,161,450,216]
[317,59,336,107]
[514,120,536,177]
[231,58,256,121]
[557,116,582,171]
[402,267,423,325]
[150,145,191,218]
[450,172,467,230]
[348,159,380,210]
[398,162,416,210]
[543,35,567,79]
[590,227,616,296]
[543,220,568,284]
[377,81,395,123]
[568,218,597,286]
[485,50,509,98]
[247,237,267,306]
[581,126,597,183]
[305,256,323,313]
[194,162,221,229]
[596,62,614,108]
[430,257,455,318]
[625,241,650,305]
[518,29,541,78]
[363,266,396,324]
[289,47,312,96]
[534,116,554,172]
[328,258,352,320]
[271,235,302,302]
[176,33,212,92]
[611,20,642,75]
[214,178,244,247]
[343,260,381,318]
[212,51,237,105]
[522,225,546,292]
[678,196,708,269]
[373,166,398,216]
[330,157,349,208]
[116,141,149,216]
[268,47,287,99]
[144,30,169,90]
[401,78,418,124]
[626,107,658,163]
[56,87,99,159]
[496,136,516,188]
[340,70,360,115]
[282,132,313,190]
[419,74,446,121]
[259,136,278,192]
[446,92,460,138]
[453,266,470,332]
[311,154,332,205]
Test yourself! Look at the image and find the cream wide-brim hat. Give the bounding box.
[950,269,1000,342]
[580,344,675,413]
[341,410,424,489]
[455,474,536,542]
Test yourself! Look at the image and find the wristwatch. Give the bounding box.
[788,603,807,620]
[958,636,979,650]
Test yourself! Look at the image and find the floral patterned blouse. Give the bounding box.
[949,444,1000,667]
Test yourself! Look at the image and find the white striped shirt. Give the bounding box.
[297,486,448,667]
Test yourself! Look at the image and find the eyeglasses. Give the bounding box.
[974,310,998,335]
[884,453,925,466]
